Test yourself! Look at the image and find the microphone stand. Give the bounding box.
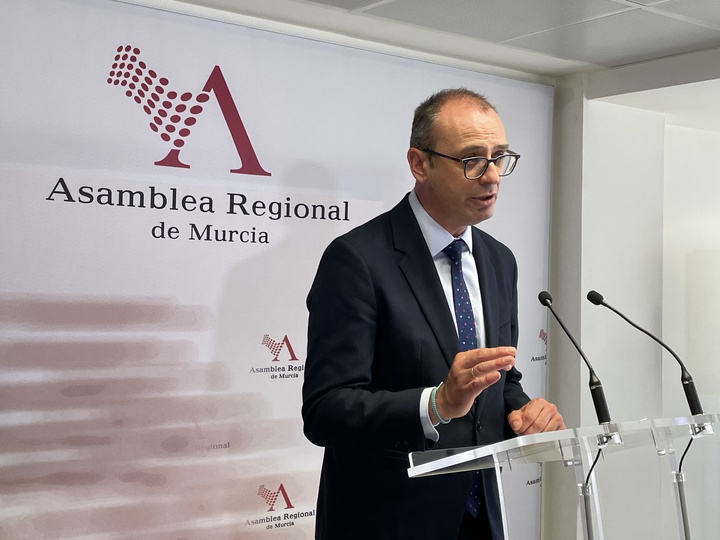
[586,290,703,416]
[539,291,621,540]
[586,289,713,540]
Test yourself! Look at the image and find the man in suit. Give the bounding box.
[302,88,565,539]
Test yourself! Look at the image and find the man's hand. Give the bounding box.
[430,347,516,424]
[507,398,565,435]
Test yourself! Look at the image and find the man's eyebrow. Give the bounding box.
[460,143,510,155]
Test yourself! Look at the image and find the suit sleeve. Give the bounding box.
[302,236,428,452]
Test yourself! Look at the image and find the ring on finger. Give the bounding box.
[471,365,478,378]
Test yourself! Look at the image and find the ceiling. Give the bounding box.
[166,0,720,77]
[125,0,720,131]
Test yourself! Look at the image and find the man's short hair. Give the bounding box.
[410,88,496,150]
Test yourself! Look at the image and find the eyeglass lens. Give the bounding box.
[465,154,517,179]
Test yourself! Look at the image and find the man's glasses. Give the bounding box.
[422,149,520,179]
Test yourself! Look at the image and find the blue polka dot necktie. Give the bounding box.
[442,239,482,519]
[442,239,477,352]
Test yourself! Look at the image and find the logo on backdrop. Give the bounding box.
[531,328,547,364]
[539,328,548,345]
[107,45,270,176]
[246,484,314,530]
[258,484,295,512]
[46,47,352,247]
[262,334,299,362]
[250,334,303,379]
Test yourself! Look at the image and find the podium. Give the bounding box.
[408,414,718,540]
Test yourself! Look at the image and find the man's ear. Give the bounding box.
[407,147,428,184]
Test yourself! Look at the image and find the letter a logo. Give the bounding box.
[262,334,299,362]
[257,484,295,512]
[107,45,270,176]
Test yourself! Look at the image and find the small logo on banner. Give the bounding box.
[257,484,295,512]
[107,44,270,176]
[531,329,547,364]
[246,484,315,529]
[262,334,299,362]
[250,334,304,379]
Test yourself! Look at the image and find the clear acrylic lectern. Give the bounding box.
[408,414,718,540]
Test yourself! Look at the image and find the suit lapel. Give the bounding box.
[472,228,499,349]
[389,198,503,422]
[472,227,501,417]
[390,196,458,369]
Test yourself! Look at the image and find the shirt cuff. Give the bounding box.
[420,386,440,442]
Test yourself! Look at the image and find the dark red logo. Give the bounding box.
[258,484,295,512]
[539,328,548,345]
[262,334,299,362]
[107,45,270,176]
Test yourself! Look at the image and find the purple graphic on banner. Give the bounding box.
[107,45,271,176]
[262,334,299,362]
[258,483,295,512]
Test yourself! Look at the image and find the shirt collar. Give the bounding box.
[408,190,473,257]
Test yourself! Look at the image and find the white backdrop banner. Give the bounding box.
[0,1,553,538]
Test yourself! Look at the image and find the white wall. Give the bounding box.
[663,126,720,539]
[545,96,668,539]
[663,126,720,416]
[545,54,720,539]
[584,100,668,540]
[582,101,665,424]
[542,74,586,540]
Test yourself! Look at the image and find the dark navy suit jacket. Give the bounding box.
[302,194,530,539]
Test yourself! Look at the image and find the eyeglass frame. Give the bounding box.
[420,148,521,179]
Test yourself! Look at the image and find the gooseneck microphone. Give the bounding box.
[586,290,703,416]
[539,291,612,425]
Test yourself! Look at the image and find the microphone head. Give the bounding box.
[587,290,604,305]
[538,291,553,306]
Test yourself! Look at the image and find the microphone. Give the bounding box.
[586,290,703,416]
[539,291,612,425]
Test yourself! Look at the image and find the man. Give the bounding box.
[302,88,565,539]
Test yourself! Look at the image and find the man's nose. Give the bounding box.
[478,163,501,184]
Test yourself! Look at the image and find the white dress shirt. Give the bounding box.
[408,190,486,441]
